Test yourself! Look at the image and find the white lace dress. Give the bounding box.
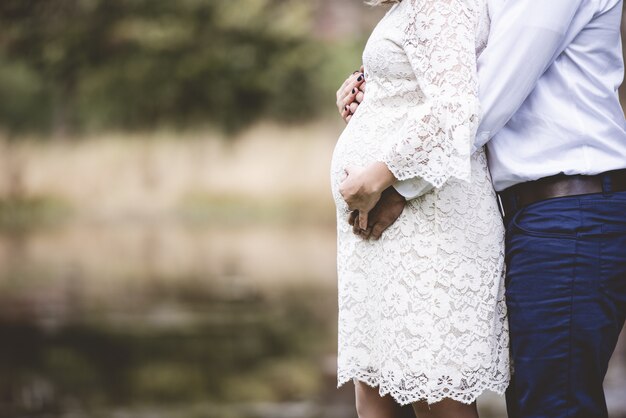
[330,0,509,406]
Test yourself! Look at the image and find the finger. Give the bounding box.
[348,210,358,226]
[352,219,361,236]
[346,114,352,123]
[371,223,385,240]
[348,102,359,114]
[337,97,346,113]
[361,226,373,240]
[337,73,361,109]
[338,84,356,111]
[341,73,363,100]
[339,72,357,92]
[344,165,354,176]
[359,82,366,93]
[337,83,349,111]
[343,86,360,107]
[359,65,364,73]
[342,74,364,99]
[358,212,368,230]
[355,91,365,103]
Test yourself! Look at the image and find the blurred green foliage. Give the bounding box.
[0,0,359,135]
[0,196,71,230]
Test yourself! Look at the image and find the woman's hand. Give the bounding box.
[336,66,366,123]
[348,187,406,240]
[339,162,396,230]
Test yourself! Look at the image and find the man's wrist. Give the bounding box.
[383,185,406,202]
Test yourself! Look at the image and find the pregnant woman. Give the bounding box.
[329,0,509,417]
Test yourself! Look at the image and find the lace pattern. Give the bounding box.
[381,0,480,187]
[330,0,509,406]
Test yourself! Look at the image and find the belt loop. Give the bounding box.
[510,191,520,213]
[602,172,613,196]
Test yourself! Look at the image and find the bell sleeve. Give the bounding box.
[383,0,481,193]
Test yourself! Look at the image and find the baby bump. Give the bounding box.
[330,130,381,207]
[330,107,404,204]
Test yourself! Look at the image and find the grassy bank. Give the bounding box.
[0,121,342,226]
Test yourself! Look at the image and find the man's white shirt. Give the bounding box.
[395,0,626,197]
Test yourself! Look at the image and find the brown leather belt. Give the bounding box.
[499,169,626,217]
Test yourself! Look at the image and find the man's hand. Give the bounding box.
[349,187,406,240]
[336,65,366,123]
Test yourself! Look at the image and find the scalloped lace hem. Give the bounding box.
[337,370,509,406]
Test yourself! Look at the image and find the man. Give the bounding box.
[337,1,626,417]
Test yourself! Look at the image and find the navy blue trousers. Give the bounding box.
[502,186,626,418]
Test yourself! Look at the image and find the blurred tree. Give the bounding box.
[0,0,115,135]
[0,0,325,136]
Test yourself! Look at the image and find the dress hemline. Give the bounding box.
[337,370,509,406]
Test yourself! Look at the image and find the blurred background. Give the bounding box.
[0,1,624,417]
